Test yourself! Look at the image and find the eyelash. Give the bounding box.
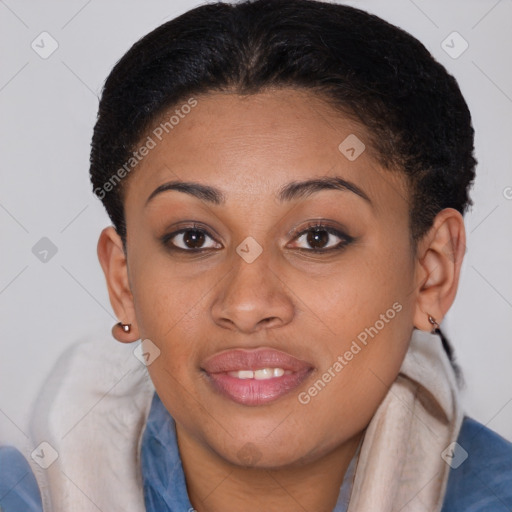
[160,221,354,254]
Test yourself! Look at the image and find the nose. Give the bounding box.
[211,249,294,334]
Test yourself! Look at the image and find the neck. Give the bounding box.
[176,424,363,512]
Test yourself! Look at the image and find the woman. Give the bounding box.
[1,0,511,510]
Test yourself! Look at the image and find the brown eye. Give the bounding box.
[290,223,354,252]
[162,227,222,252]
[182,229,206,249]
[305,228,330,250]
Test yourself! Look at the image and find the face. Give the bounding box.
[119,88,421,468]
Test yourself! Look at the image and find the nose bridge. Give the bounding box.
[211,240,293,332]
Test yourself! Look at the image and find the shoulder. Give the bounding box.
[0,446,42,511]
[441,416,512,512]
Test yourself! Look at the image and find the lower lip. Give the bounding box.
[204,368,313,406]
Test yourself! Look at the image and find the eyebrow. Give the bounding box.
[145,176,372,207]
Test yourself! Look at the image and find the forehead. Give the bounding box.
[125,88,408,216]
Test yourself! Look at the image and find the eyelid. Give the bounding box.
[288,220,353,241]
[160,220,354,253]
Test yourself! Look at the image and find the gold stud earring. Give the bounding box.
[118,322,131,333]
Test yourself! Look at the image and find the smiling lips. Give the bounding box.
[201,348,314,406]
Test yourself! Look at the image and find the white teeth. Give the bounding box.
[254,368,274,380]
[234,370,254,379]
[227,368,289,380]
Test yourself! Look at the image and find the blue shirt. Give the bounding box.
[0,446,43,511]
[141,392,357,512]
[441,416,512,512]
[1,392,511,511]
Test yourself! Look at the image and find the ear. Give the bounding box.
[97,226,140,342]
[413,208,466,331]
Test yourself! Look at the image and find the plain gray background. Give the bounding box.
[1,0,511,450]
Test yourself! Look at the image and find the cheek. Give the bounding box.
[129,251,210,339]
[293,279,413,448]
[130,260,209,419]
[292,245,414,424]
[295,237,413,337]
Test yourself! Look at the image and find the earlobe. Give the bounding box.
[413,208,466,331]
[111,321,138,343]
[97,226,140,342]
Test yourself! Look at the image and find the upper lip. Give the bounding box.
[201,347,313,373]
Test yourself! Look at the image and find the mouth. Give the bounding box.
[201,347,314,406]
